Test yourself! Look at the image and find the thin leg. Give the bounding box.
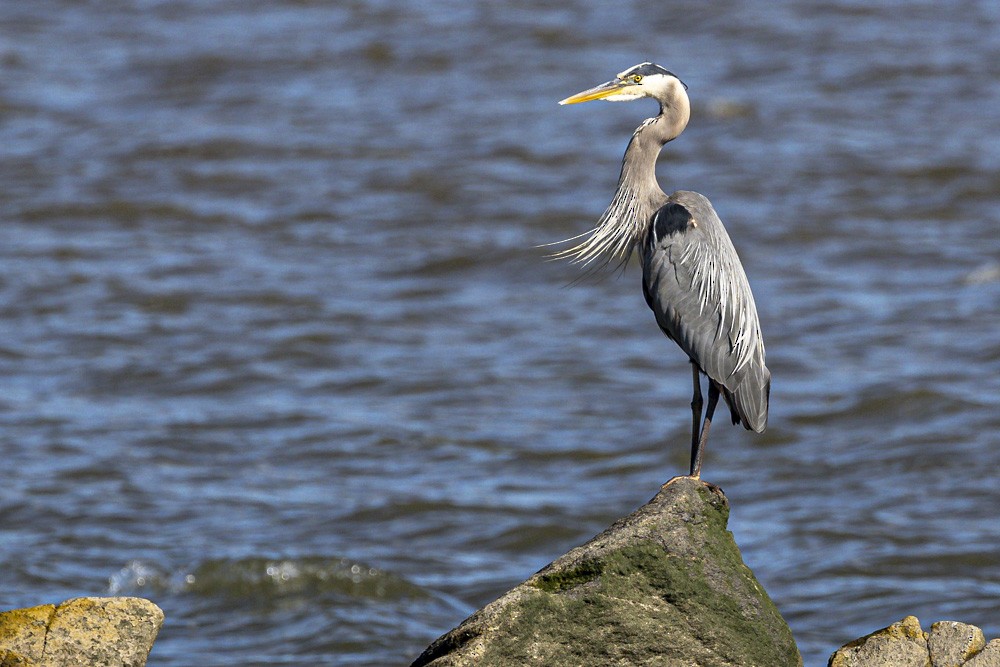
[691,381,720,479]
[689,363,703,476]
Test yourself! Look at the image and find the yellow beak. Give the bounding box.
[558,79,630,105]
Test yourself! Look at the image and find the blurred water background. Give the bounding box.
[1,1,999,665]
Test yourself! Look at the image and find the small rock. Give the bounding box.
[965,639,1000,667]
[828,615,929,667]
[0,598,162,667]
[44,597,163,667]
[928,621,984,667]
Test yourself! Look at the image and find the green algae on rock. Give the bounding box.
[411,476,801,667]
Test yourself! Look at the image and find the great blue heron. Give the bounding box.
[556,62,770,478]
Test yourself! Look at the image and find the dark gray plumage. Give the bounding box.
[556,63,770,478]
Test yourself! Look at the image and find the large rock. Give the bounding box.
[0,597,163,667]
[412,476,802,667]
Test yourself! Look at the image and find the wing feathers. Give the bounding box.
[642,192,769,432]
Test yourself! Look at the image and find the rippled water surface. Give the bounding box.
[1,1,999,665]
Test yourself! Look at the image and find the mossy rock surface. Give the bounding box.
[412,476,802,667]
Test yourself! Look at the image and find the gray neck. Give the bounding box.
[553,100,689,268]
[617,114,675,203]
[603,105,689,259]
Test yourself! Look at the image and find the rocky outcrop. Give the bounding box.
[0,597,163,667]
[411,476,802,667]
[829,616,1000,667]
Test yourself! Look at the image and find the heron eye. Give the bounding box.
[632,75,642,83]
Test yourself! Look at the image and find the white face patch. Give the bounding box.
[604,72,674,102]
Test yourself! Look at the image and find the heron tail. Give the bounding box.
[723,365,770,433]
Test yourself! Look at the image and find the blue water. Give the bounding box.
[1,1,998,665]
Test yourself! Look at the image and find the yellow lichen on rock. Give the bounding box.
[0,605,55,662]
[830,616,1000,667]
[44,597,164,667]
[895,616,928,640]
[828,616,930,667]
[965,639,1000,667]
[0,648,37,666]
[0,598,162,667]
[928,622,987,667]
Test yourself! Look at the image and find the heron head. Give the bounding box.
[558,62,688,106]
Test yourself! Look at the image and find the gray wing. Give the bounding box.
[641,191,770,432]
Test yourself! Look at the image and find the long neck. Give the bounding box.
[604,103,689,258]
[617,117,670,204]
[553,100,689,269]
[618,98,690,199]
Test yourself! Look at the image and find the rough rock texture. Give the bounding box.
[411,476,802,667]
[829,616,930,667]
[829,617,1000,667]
[929,622,986,667]
[0,605,53,664]
[0,649,35,666]
[965,640,1000,667]
[0,597,163,667]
